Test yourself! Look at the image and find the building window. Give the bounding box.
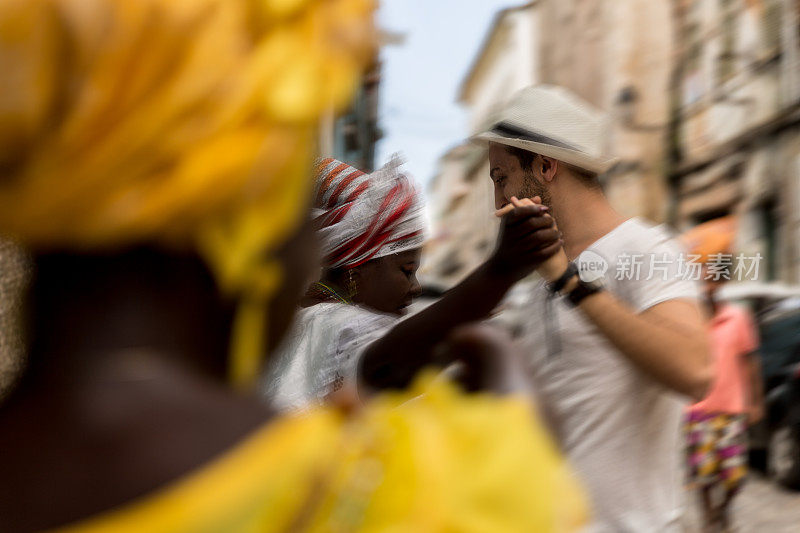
[758,197,778,281]
[717,0,737,83]
[683,1,705,106]
[761,0,782,57]
[694,208,732,225]
[797,0,800,42]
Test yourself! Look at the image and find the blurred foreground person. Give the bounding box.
[682,218,764,533]
[475,85,712,532]
[263,155,563,409]
[0,1,586,531]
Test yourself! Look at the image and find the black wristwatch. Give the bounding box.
[565,277,604,306]
[547,261,604,306]
[546,262,579,294]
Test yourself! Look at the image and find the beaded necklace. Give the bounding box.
[313,281,352,305]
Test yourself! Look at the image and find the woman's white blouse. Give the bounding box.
[261,302,395,411]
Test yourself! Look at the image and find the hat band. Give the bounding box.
[491,121,582,152]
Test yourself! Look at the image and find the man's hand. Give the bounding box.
[489,196,562,282]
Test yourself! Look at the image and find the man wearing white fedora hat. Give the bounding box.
[475,85,712,532]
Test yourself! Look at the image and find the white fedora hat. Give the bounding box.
[473,85,619,175]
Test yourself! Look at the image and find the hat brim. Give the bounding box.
[472,131,619,175]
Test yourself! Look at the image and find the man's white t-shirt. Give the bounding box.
[518,218,700,532]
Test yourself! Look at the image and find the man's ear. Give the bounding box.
[540,156,558,183]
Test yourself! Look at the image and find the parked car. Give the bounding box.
[719,283,800,490]
[764,360,800,488]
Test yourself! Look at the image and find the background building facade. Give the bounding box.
[537,0,675,223]
[424,0,799,287]
[319,60,383,172]
[424,0,676,284]
[670,0,800,283]
[424,2,540,284]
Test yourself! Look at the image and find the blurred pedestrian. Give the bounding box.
[263,154,562,410]
[474,85,712,532]
[0,1,586,531]
[682,219,765,533]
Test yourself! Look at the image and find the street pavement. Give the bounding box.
[683,472,800,532]
[734,473,800,532]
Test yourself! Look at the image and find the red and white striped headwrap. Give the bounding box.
[313,154,425,269]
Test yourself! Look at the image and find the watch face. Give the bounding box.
[577,250,608,283]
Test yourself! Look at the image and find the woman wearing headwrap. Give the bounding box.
[262,155,425,409]
[0,0,586,531]
[264,155,565,410]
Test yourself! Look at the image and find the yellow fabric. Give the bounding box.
[55,375,588,533]
[0,0,376,389]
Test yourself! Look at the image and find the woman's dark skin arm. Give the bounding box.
[360,199,561,391]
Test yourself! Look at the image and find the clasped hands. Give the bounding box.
[490,196,568,283]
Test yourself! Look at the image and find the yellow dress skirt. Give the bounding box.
[56,375,587,533]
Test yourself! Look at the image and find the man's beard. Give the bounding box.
[520,171,552,209]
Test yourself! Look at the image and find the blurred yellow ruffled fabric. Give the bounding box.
[0,0,374,248]
[56,375,588,532]
[0,0,376,388]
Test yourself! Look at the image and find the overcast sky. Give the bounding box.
[375,0,516,192]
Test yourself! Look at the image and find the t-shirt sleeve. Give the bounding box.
[621,227,702,313]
